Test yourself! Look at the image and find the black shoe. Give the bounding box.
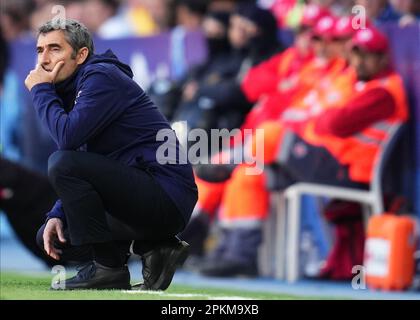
[199,258,258,278]
[51,261,131,290]
[132,241,190,291]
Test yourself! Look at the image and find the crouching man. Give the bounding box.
[25,19,198,290]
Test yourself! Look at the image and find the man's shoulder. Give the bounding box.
[81,62,118,78]
[76,63,131,90]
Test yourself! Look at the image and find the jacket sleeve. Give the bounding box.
[46,199,66,225]
[241,54,283,102]
[30,68,125,150]
[314,87,396,138]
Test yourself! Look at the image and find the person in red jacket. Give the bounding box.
[198,25,409,279]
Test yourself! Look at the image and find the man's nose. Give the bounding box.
[39,51,51,66]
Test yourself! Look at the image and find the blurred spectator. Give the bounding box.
[309,0,351,15]
[390,0,420,27]
[329,15,357,61]
[239,14,357,136]
[173,0,208,31]
[0,0,35,41]
[168,0,209,80]
[328,0,355,15]
[30,0,87,35]
[94,0,164,38]
[310,16,343,63]
[30,1,57,34]
[277,14,348,116]
[143,0,173,31]
[29,1,172,43]
[149,9,231,121]
[172,3,281,133]
[208,0,238,12]
[64,0,86,22]
[238,4,322,131]
[355,0,401,24]
[83,0,120,35]
[262,0,356,29]
[259,0,303,28]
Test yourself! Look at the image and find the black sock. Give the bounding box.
[93,241,125,268]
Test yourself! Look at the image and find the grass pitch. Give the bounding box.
[0,272,314,300]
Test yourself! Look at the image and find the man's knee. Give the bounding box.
[36,223,46,251]
[48,151,77,184]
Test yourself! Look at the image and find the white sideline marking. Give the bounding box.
[122,290,254,300]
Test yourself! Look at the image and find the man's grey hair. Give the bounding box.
[38,19,94,59]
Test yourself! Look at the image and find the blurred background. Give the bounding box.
[1,0,419,295]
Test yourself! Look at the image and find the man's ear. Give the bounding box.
[76,47,90,65]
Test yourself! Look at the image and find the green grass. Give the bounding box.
[0,272,312,300]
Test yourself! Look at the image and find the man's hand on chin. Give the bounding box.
[25,61,64,91]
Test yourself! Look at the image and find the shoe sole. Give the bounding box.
[51,282,131,291]
[149,241,190,291]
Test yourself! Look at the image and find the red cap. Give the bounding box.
[333,16,355,39]
[351,26,389,53]
[312,15,336,39]
[301,4,330,27]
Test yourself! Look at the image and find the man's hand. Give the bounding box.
[43,217,66,260]
[25,61,64,91]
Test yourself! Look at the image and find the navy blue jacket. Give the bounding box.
[30,50,198,224]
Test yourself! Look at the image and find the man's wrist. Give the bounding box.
[45,214,66,227]
[30,82,55,94]
[46,216,62,223]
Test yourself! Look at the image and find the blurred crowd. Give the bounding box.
[1,0,420,94]
[0,0,419,43]
[1,0,419,282]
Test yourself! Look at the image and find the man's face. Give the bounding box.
[203,16,226,39]
[228,15,258,49]
[311,36,328,59]
[36,30,80,83]
[330,37,353,60]
[350,48,386,81]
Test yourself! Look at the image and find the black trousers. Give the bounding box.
[264,133,369,191]
[36,150,185,263]
[279,133,369,189]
